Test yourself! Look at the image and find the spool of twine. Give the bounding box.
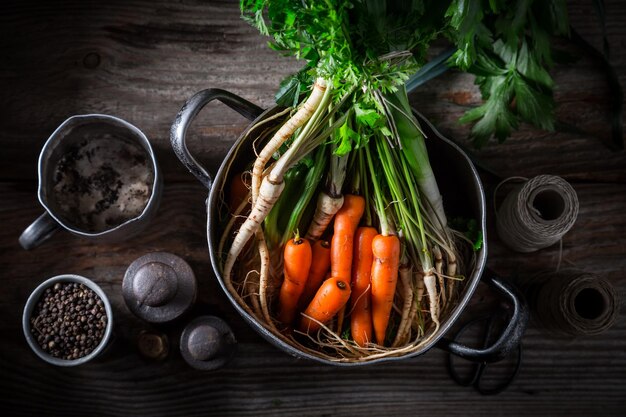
[524,270,619,336]
[496,175,579,253]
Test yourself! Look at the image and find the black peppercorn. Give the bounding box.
[29,282,107,360]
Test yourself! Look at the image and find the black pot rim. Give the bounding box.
[205,106,487,366]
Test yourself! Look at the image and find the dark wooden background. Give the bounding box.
[1,1,625,416]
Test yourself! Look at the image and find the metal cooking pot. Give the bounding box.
[171,89,528,366]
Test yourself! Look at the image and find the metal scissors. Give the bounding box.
[447,314,523,395]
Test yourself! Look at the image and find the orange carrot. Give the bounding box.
[277,236,312,326]
[298,277,351,333]
[331,194,365,333]
[350,226,377,347]
[370,234,400,346]
[299,239,331,310]
[331,195,366,280]
[227,173,250,212]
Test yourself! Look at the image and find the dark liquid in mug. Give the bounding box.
[52,135,153,232]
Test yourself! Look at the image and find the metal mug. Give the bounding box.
[19,114,162,250]
[171,89,529,365]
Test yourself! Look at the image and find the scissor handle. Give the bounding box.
[446,315,523,395]
[437,269,529,363]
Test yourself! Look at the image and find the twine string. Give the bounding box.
[524,270,619,336]
[495,175,579,255]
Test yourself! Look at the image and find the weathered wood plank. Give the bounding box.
[1,0,625,416]
[1,181,625,416]
[1,0,625,182]
[0,0,300,182]
[1,331,626,417]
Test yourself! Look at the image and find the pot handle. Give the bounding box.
[170,89,264,190]
[436,269,529,363]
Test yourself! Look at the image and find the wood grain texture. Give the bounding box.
[1,0,625,416]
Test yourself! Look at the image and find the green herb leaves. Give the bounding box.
[446,0,492,70]
[459,38,556,147]
[450,217,483,251]
[446,0,568,147]
[459,73,519,145]
[242,0,570,148]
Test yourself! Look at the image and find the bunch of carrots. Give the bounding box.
[277,193,399,347]
[221,111,472,360]
[214,0,484,361]
[227,180,406,347]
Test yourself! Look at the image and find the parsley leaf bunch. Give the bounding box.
[241,0,570,147]
[446,0,569,146]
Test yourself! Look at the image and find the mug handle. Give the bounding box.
[19,213,60,250]
[436,269,529,363]
[170,89,264,190]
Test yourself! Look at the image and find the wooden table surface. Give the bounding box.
[1,1,625,416]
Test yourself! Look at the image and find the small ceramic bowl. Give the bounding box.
[22,274,114,366]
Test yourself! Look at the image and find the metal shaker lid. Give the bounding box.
[122,252,196,323]
[180,316,236,370]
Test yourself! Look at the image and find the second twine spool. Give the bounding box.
[523,270,619,336]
